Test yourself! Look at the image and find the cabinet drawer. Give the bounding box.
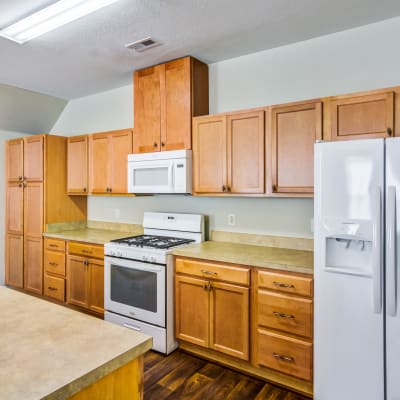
[44,250,66,276]
[258,290,313,338]
[44,274,65,302]
[256,329,312,381]
[45,237,65,252]
[175,258,250,286]
[68,242,103,259]
[257,270,313,297]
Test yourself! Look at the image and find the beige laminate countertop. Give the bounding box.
[43,227,143,245]
[0,287,152,400]
[171,241,314,274]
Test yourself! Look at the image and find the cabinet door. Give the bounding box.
[24,135,43,181]
[227,111,264,193]
[5,234,24,288]
[133,65,162,153]
[162,57,191,151]
[270,102,322,195]
[210,281,249,360]
[6,139,23,182]
[24,182,43,237]
[24,237,43,295]
[88,259,104,314]
[175,275,210,347]
[68,135,88,194]
[331,92,394,140]
[89,133,109,193]
[66,255,89,308]
[109,130,133,194]
[6,183,24,235]
[193,116,227,193]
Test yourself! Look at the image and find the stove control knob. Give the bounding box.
[117,251,123,257]
[109,250,115,256]
[142,255,148,262]
[150,256,156,263]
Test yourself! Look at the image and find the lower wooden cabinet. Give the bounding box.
[44,274,65,302]
[43,238,66,302]
[5,233,24,288]
[175,258,250,361]
[66,242,104,315]
[24,237,43,295]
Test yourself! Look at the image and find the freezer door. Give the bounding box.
[386,137,400,400]
[314,139,384,400]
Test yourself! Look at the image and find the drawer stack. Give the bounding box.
[43,238,66,302]
[252,269,313,381]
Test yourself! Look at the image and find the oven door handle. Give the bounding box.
[123,323,142,332]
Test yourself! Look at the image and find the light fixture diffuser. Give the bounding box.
[0,0,120,44]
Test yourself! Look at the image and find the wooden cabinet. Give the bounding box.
[133,56,209,153]
[252,268,314,381]
[44,238,66,302]
[330,91,394,140]
[66,241,104,315]
[67,135,88,194]
[193,111,264,194]
[269,101,322,196]
[88,129,133,194]
[5,135,87,295]
[175,257,250,361]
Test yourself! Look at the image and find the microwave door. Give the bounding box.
[129,160,174,193]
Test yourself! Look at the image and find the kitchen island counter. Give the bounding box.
[0,287,152,400]
[171,240,313,274]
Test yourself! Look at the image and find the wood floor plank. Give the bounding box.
[144,350,311,400]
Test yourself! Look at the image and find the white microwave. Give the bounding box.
[127,149,192,194]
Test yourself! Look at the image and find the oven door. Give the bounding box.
[104,256,166,327]
[128,159,174,193]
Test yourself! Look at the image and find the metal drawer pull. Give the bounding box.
[82,249,92,254]
[201,270,218,276]
[48,287,58,291]
[272,281,295,289]
[49,244,58,248]
[272,352,294,362]
[123,323,142,332]
[273,311,295,319]
[49,262,58,267]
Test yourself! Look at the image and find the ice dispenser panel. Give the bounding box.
[323,218,374,276]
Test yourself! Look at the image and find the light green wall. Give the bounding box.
[50,16,400,238]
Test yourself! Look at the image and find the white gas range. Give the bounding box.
[104,212,204,354]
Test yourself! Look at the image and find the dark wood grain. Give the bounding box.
[144,350,310,400]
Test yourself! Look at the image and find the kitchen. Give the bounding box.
[1,1,400,399]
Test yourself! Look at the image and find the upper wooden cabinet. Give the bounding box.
[329,91,394,140]
[269,102,322,196]
[88,129,133,194]
[193,111,265,194]
[24,135,44,182]
[133,56,209,153]
[6,139,23,182]
[67,135,88,194]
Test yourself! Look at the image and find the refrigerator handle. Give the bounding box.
[387,186,397,316]
[373,186,383,314]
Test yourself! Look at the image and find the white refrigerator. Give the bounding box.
[314,138,400,400]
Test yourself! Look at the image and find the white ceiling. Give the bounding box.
[1,0,400,100]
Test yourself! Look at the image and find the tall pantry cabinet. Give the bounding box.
[5,135,87,295]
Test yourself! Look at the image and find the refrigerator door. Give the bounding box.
[386,137,400,400]
[314,139,384,400]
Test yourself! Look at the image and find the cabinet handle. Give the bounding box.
[82,249,92,254]
[83,187,87,192]
[18,176,23,181]
[154,142,158,148]
[82,259,89,266]
[387,128,393,136]
[201,269,218,276]
[273,311,295,319]
[222,185,226,192]
[272,281,295,289]
[18,183,22,188]
[49,244,58,248]
[49,262,58,267]
[23,183,27,188]
[207,281,212,291]
[202,283,208,291]
[161,142,165,147]
[227,186,231,192]
[272,184,277,192]
[48,287,58,292]
[272,352,294,362]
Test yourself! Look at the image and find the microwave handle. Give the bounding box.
[169,161,174,190]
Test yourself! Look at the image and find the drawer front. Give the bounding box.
[44,250,66,276]
[45,237,66,252]
[257,270,313,297]
[175,258,250,286]
[258,290,313,338]
[68,242,103,259]
[44,274,65,302]
[257,329,312,381]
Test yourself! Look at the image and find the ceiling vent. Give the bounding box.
[125,37,161,52]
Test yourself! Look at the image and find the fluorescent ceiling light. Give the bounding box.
[0,0,120,44]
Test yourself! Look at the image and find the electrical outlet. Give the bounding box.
[114,208,120,219]
[228,214,236,226]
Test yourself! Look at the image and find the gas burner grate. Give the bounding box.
[110,235,195,249]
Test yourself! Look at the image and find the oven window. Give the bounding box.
[134,167,168,186]
[110,265,157,312]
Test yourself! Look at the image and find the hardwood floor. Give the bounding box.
[144,350,309,400]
